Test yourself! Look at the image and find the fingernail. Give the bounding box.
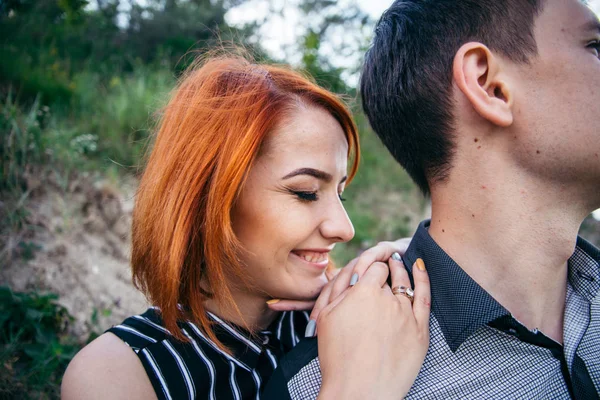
[266,299,280,305]
[416,258,426,271]
[349,273,359,286]
[305,319,316,337]
[391,252,402,261]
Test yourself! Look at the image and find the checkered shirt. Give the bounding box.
[262,220,600,399]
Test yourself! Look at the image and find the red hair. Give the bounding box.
[131,54,360,347]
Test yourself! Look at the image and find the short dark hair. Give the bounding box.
[361,0,544,195]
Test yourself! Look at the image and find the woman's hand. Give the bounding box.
[316,256,430,400]
[266,238,412,313]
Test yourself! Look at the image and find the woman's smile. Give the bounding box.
[290,249,331,270]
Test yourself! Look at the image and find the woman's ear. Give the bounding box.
[453,42,513,127]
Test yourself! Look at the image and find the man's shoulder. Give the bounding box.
[262,338,319,399]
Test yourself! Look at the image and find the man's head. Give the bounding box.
[361,0,600,198]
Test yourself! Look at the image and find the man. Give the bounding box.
[263,0,600,398]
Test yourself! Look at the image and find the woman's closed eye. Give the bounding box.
[587,39,600,57]
[293,190,318,202]
[290,190,347,203]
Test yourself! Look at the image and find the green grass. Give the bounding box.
[1,65,174,187]
[70,66,174,169]
[0,91,46,192]
[0,286,110,399]
[0,287,81,399]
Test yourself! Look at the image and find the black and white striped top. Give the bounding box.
[107,307,309,400]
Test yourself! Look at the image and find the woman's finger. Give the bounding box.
[325,263,341,281]
[328,257,359,303]
[316,249,427,399]
[315,263,389,336]
[317,286,351,322]
[388,256,413,306]
[327,239,412,302]
[309,278,336,322]
[392,237,412,254]
[412,258,431,331]
[266,299,315,311]
[314,260,387,336]
[356,261,390,288]
[328,243,391,300]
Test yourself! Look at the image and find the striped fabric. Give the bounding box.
[108,307,310,400]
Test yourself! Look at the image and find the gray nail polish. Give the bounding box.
[305,319,316,338]
[349,272,359,286]
[391,252,402,261]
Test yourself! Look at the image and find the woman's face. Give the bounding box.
[231,105,355,301]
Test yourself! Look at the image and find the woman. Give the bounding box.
[61,53,430,399]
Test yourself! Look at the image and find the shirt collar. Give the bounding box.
[404,220,600,353]
[568,237,600,302]
[403,220,510,352]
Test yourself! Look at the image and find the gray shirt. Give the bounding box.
[263,220,600,399]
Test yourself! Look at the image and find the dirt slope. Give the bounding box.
[1,172,147,340]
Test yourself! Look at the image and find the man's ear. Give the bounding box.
[453,42,513,127]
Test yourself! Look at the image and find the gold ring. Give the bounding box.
[391,285,414,303]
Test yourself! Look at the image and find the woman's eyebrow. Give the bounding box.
[282,168,332,182]
[282,168,348,184]
[580,19,600,34]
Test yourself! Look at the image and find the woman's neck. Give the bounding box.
[204,291,279,331]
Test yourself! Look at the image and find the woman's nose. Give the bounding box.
[319,200,355,243]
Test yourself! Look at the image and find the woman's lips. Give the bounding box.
[291,250,330,268]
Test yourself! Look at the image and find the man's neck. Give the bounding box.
[429,176,589,343]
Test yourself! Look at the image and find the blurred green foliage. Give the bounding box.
[1,92,45,192]
[0,0,258,103]
[0,286,79,399]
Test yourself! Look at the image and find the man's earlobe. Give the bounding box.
[453,42,513,127]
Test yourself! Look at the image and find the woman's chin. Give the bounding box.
[271,274,327,301]
[277,275,328,302]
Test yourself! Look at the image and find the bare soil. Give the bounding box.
[1,171,148,341]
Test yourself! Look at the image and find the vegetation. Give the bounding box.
[0,286,80,399]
